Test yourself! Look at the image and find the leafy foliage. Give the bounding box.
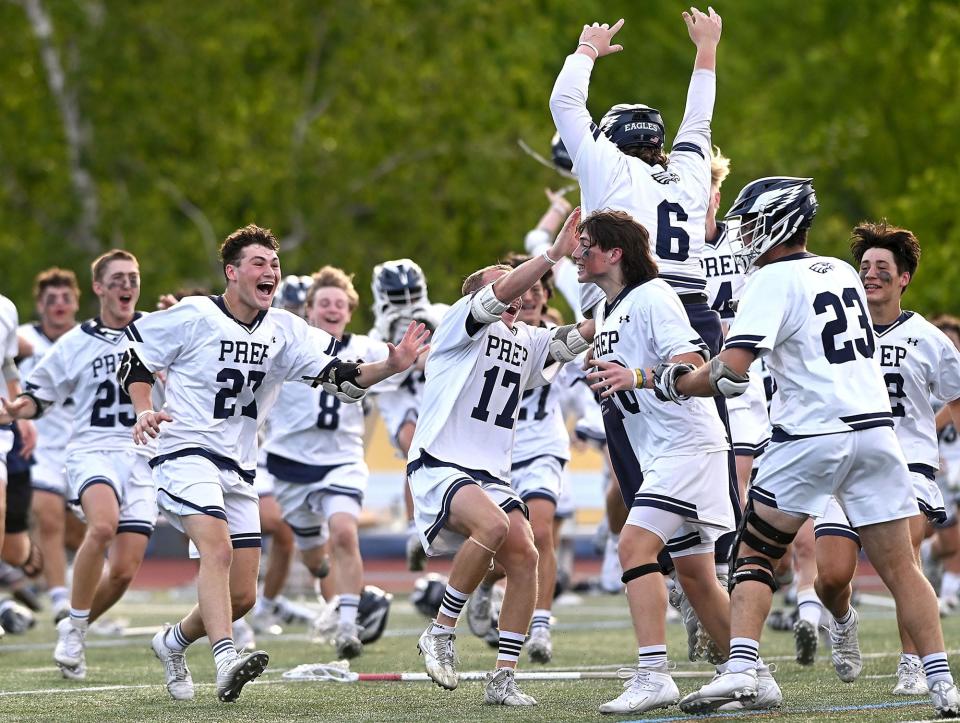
[1,1,958,323]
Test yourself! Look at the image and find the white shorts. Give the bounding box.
[813,496,861,546]
[728,372,771,458]
[273,462,366,550]
[0,427,12,482]
[750,426,919,528]
[556,469,575,519]
[153,454,261,551]
[574,402,606,446]
[254,466,275,498]
[626,451,734,551]
[31,445,68,496]
[65,449,157,536]
[511,455,564,506]
[910,468,947,524]
[408,460,527,556]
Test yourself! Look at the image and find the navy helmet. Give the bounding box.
[357,585,393,644]
[551,131,573,172]
[598,104,665,153]
[725,177,818,267]
[372,259,427,317]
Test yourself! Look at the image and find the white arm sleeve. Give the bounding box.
[672,69,716,153]
[549,53,598,166]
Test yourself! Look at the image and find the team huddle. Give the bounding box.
[1,6,960,717]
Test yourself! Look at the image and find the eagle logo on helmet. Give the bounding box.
[724,177,818,267]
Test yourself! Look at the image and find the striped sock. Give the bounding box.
[728,637,760,673]
[69,608,90,632]
[497,630,526,664]
[530,609,551,633]
[797,589,823,626]
[834,608,853,627]
[165,622,194,653]
[922,652,954,686]
[212,637,237,672]
[339,594,360,625]
[637,644,668,669]
[437,584,469,622]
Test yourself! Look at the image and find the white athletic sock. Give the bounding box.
[941,571,960,600]
[69,608,90,632]
[901,652,921,666]
[637,644,667,669]
[338,594,360,625]
[165,622,193,653]
[728,637,760,673]
[834,607,853,627]
[212,637,237,673]
[797,589,823,626]
[497,630,526,664]
[430,621,456,636]
[437,584,468,621]
[922,652,954,686]
[50,586,69,608]
[530,609,551,633]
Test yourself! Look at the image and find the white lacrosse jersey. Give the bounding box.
[18,323,75,451]
[725,253,892,438]
[701,223,750,322]
[513,322,574,465]
[407,288,557,483]
[873,311,960,470]
[264,332,389,468]
[24,314,153,456]
[593,279,728,472]
[551,54,714,315]
[125,296,339,479]
[0,295,18,399]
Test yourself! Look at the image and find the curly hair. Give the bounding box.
[849,220,921,280]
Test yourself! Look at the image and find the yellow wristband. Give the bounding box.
[634,368,645,389]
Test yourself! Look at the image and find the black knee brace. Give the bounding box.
[311,556,330,579]
[621,563,662,585]
[727,501,797,593]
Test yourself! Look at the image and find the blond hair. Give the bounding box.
[90,250,137,282]
[307,265,360,311]
[710,146,731,192]
[461,264,511,296]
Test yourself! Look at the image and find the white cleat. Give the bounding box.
[467,586,494,638]
[679,667,758,714]
[930,680,960,718]
[527,628,553,664]
[334,621,364,660]
[54,617,86,679]
[830,608,862,683]
[717,664,782,711]
[151,627,194,701]
[484,667,537,706]
[232,618,257,653]
[892,658,928,696]
[250,606,283,636]
[599,665,679,714]
[216,650,269,703]
[417,627,459,690]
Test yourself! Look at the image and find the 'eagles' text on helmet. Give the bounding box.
[725,177,818,267]
[598,104,665,153]
[411,573,448,618]
[357,585,393,644]
[372,259,428,317]
[273,274,313,316]
[551,131,573,172]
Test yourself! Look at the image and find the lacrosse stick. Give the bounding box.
[282,662,712,682]
[516,138,578,183]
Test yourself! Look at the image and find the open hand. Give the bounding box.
[578,19,625,59]
[587,358,637,398]
[683,6,722,48]
[386,322,431,374]
[551,206,582,260]
[133,409,173,445]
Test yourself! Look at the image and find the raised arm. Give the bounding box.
[549,20,624,165]
[673,7,722,156]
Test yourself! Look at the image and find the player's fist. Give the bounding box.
[653,362,694,404]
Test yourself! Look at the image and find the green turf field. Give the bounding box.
[0,590,956,722]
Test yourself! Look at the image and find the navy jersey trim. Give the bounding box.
[266,453,346,484]
[658,273,708,292]
[511,454,568,471]
[908,463,936,481]
[766,251,817,265]
[150,447,255,483]
[873,310,915,337]
[406,450,509,487]
[814,523,861,547]
[158,487,228,522]
[603,281,644,318]
[211,295,268,333]
[670,141,705,159]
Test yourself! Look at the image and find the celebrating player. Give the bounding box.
[2,251,157,680]
[409,210,591,705]
[17,268,82,622]
[120,225,428,703]
[662,177,960,718]
[579,210,767,715]
[812,221,960,694]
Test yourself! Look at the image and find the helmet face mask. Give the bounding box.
[272,274,313,316]
[599,104,665,153]
[372,259,428,317]
[725,177,818,267]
